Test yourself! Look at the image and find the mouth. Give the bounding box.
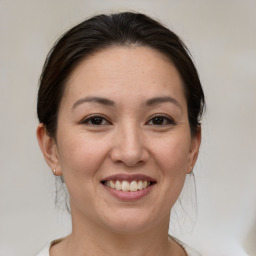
[101,174,156,193]
[103,180,154,192]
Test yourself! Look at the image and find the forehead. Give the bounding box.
[62,46,186,107]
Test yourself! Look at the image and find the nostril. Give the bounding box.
[109,134,149,166]
[110,151,146,167]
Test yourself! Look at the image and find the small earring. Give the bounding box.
[53,169,56,175]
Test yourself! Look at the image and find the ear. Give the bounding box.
[36,123,62,176]
[187,126,201,174]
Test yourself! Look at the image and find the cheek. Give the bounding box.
[57,131,108,180]
[152,134,191,205]
[56,134,109,208]
[154,135,191,176]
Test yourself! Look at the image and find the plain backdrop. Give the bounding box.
[0,1,255,256]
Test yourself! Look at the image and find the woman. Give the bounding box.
[36,12,205,256]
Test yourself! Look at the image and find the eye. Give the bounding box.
[81,115,111,126]
[146,114,176,126]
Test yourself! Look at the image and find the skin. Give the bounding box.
[37,46,201,256]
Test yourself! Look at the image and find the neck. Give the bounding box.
[61,214,178,256]
[68,230,171,256]
[52,203,186,256]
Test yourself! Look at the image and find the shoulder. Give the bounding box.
[36,238,63,256]
[171,236,203,256]
[36,242,51,256]
[183,244,203,256]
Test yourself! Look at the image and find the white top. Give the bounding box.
[36,237,202,256]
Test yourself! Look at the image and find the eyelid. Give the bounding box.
[80,114,112,125]
[146,114,176,125]
[79,113,175,126]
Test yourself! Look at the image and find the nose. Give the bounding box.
[109,123,149,167]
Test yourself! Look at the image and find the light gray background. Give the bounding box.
[0,1,255,256]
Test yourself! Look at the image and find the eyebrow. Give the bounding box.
[72,96,115,110]
[145,96,182,110]
[72,95,182,111]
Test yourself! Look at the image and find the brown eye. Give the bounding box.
[147,115,175,126]
[82,115,111,126]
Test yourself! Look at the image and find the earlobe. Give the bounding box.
[187,126,201,174]
[36,124,62,176]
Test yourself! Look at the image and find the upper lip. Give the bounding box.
[101,174,156,183]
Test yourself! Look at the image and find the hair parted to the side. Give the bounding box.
[37,12,205,138]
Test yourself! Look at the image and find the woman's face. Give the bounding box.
[51,46,200,233]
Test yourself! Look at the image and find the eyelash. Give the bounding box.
[146,114,176,126]
[81,114,176,127]
[81,115,111,126]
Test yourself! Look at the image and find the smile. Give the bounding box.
[101,174,156,200]
[103,180,151,192]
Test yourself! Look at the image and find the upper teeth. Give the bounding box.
[104,180,150,192]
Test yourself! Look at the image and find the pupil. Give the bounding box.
[153,117,163,125]
[92,117,102,125]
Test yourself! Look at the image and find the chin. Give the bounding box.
[99,208,160,234]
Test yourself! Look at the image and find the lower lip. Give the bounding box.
[102,184,154,201]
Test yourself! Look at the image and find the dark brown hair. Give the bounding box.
[37,12,205,137]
